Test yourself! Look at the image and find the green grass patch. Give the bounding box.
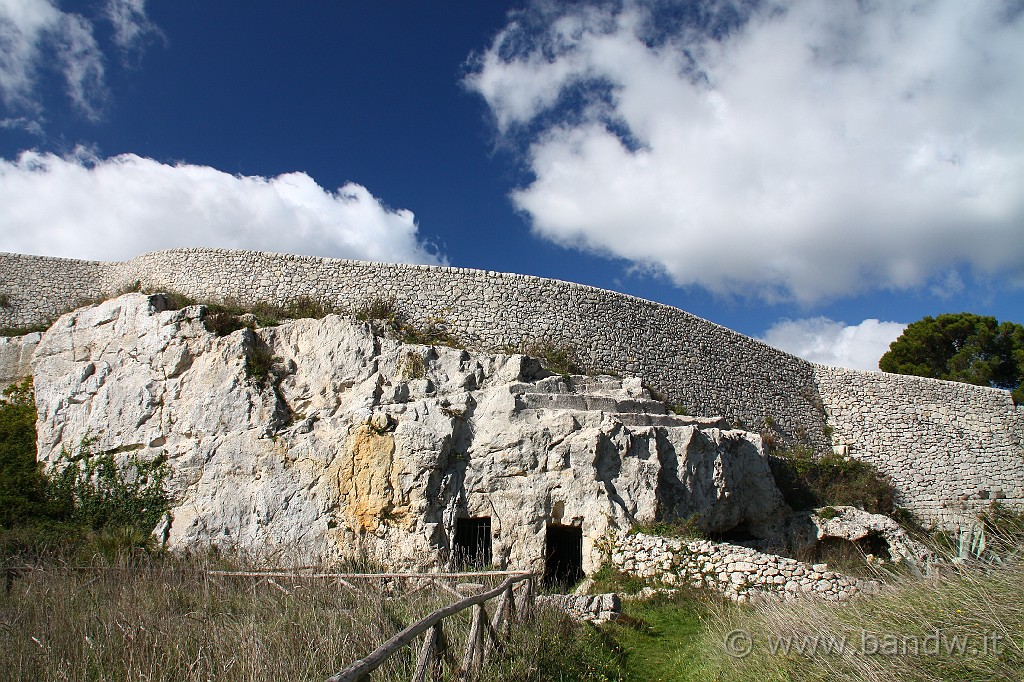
[630,514,704,540]
[603,591,717,682]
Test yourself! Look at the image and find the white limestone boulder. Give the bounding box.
[31,293,792,571]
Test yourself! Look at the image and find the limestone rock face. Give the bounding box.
[32,293,790,571]
[0,332,40,388]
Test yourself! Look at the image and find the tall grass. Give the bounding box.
[0,555,623,681]
[2,557,431,680]
[695,558,1024,681]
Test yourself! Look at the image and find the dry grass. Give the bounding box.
[696,558,1024,681]
[0,557,516,681]
[0,555,621,681]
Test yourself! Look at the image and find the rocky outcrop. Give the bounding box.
[785,506,932,567]
[0,332,39,388]
[30,293,791,572]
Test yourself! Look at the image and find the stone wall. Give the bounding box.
[1,247,1021,522]
[611,532,874,602]
[0,252,107,329]
[815,366,1024,521]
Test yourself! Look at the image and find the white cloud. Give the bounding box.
[466,0,1024,303]
[0,150,444,266]
[0,0,161,122]
[104,0,162,55]
[760,317,907,371]
[0,0,106,118]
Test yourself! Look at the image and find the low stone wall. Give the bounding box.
[536,593,621,623]
[611,532,874,602]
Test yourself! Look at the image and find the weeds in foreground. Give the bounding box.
[1,558,435,681]
[0,558,624,682]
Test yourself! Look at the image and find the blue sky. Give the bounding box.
[2,0,1022,370]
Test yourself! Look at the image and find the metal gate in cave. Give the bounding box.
[453,517,492,569]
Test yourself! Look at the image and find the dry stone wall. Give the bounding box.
[0,252,106,329]
[101,248,833,452]
[1,248,1022,522]
[611,532,874,602]
[815,366,1024,521]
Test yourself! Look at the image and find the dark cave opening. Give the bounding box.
[453,517,492,569]
[544,524,584,589]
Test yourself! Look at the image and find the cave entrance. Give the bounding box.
[453,517,492,569]
[544,524,583,589]
[808,533,892,572]
[709,522,757,544]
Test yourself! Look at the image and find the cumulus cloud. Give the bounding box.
[466,0,1024,303]
[0,150,444,266]
[760,317,907,371]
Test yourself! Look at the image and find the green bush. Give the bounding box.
[1,378,171,563]
[242,337,277,382]
[0,378,49,527]
[769,446,895,514]
[49,437,170,538]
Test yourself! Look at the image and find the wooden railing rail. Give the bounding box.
[326,571,536,682]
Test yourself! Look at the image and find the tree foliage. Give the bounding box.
[879,313,1024,403]
[0,378,49,527]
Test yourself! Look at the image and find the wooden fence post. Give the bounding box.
[411,622,441,682]
[458,603,486,679]
[326,573,533,682]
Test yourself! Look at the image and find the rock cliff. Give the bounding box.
[31,293,792,572]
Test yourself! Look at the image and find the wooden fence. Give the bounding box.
[325,571,536,682]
